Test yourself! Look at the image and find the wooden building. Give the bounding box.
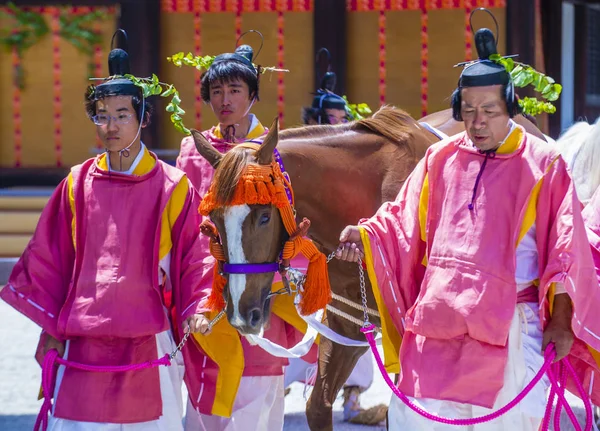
[0,0,599,261]
[0,0,598,180]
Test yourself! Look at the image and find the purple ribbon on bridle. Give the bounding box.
[222,262,280,274]
[273,148,294,204]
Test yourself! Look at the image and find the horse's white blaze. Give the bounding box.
[224,204,252,326]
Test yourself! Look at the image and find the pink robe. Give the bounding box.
[1,153,212,423]
[177,127,309,415]
[582,186,600,272]
[177,127,238,195]
[578,186,600,401]
[362,128,600,408]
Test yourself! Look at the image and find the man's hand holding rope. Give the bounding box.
[336,225,364,263]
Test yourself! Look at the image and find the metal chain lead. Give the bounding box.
[208,308,226,330]
[292,251,336,293]
[326,251,336,264]
[170,326,191,360]
[357,257,370,327]
[326,251,370,327]
[168,308,227,360]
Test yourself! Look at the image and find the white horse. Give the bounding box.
[554,117,600,205]
[555,116,600,429]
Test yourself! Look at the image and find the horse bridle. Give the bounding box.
[220,261,295,299]
[215,146,297,298]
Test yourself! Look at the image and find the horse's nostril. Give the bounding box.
[248,308,262,327]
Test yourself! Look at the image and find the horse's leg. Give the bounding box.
[306,313,367,431]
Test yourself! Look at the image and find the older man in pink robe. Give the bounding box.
[337,28,600,430]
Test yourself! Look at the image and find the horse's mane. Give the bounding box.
[211,106,424,205]
[555,117,600,202]
[212,146,254,206]
[279,105,422,148]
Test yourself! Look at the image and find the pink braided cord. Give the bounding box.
[54,353,171,372]
[361,324,594,430]
[34,349,172,431]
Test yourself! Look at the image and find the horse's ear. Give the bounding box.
[191,129,223,169]
[256,117,279,165]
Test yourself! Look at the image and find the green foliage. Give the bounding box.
[59,9,105,54]
[125,74,190,135]
[167,51,289,74]
[167,52,215,71]
[489,54,562,116]
[0,3,107,88]
[59,9,106,78]
[0,3,49,55]
[518,97,557,116]
[0,3,48,88]
[342,96,373,120]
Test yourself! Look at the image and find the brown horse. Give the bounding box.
[192,106,545,430]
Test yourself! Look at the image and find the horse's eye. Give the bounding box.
[259,213,271,225]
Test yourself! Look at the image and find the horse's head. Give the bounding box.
[192,120,289,334]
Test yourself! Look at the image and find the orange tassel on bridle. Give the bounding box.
[199,220,227,310]
[199,154,331,316]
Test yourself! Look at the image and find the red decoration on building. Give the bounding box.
[378,7,386,105]
[420,3,428,117]
[194,3,204,129]
[51,7,62,167]
[12,46,22,167]
[276,7,285,126]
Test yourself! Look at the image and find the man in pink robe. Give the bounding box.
[0,38,212,430]
[337,29,600,430]
[176,43,306,431]
[177,44,268,194]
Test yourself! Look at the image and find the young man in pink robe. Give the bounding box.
[0,39,212,430]
[337,29,600,430]
[177,44,268,195]
[176,44,306,431]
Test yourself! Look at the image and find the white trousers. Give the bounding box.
[284,350,374,390]
[184,375,285,431]
[48,330,185,431]
[388,303,548,431]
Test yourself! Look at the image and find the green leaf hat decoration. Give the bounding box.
[489,54,562,115]
[342,96,373,121]
[124,73,189,135]
[90,29,190,135]
[166,51,289,75]
[457,7,562,117]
